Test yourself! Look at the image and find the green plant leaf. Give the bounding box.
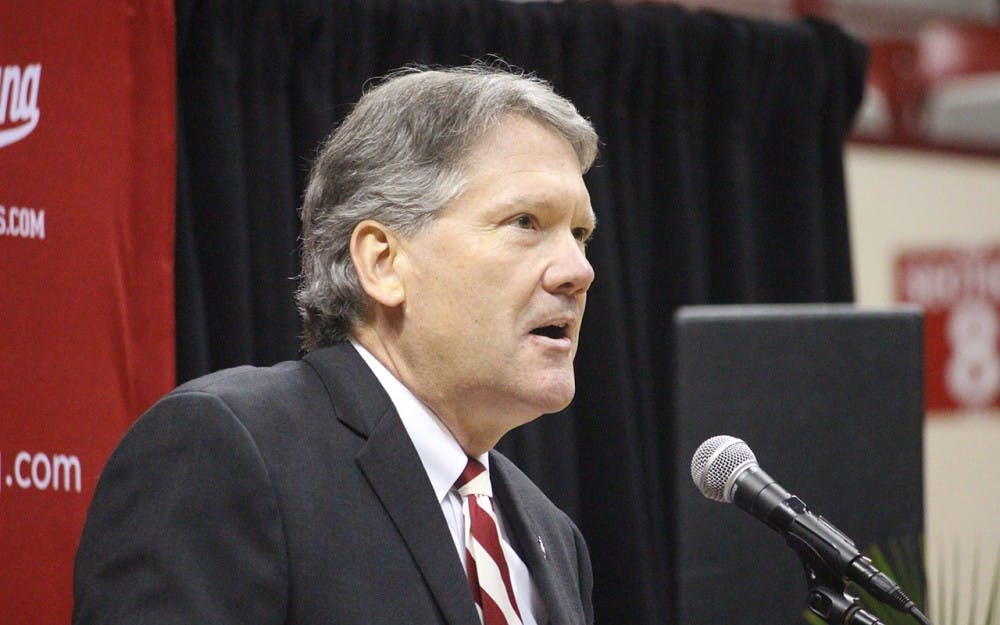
[984,546,999,625]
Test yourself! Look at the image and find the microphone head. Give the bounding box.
[691,435,758,502]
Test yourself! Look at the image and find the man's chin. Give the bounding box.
[527,378,576,414]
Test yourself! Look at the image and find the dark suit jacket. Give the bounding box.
[73,342,593,624]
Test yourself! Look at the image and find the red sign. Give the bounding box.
[0,2,175,622]
[895,247,1000,412]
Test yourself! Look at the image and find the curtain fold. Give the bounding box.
[175,2,866,623]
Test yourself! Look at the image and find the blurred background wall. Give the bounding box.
[678,0,1000,620]
[848,145,1000,624]
[623,0,1000,619]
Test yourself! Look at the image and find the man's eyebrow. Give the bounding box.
[498,195,595,221]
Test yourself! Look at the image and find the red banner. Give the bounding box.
[895,247,1000,412]
[0,2,175,622]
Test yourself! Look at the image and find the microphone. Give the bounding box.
[690,435,916,615]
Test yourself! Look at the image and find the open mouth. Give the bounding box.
[530,324,568,340]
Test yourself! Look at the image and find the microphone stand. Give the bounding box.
[798,551,885,625]
[785,527,935,625]
[804,569,884,625]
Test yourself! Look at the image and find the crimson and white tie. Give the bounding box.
[455,459,523,625]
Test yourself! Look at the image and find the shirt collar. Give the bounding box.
[351,340,489,503]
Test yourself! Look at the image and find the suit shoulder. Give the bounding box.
[124,359,329,448]
[170,358,323,411]
[173,359,314,399]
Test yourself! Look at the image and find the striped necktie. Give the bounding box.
[455,459,523,625]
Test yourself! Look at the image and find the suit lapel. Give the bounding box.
[355,415,481,625]
[304,344,480,625]
[491,455,572,625]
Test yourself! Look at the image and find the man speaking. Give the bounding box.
[73,64,599,625]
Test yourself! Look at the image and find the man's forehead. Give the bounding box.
[467,113,589,170]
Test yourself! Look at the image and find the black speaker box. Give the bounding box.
[672,305,924,625]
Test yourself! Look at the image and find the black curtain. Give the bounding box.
[175,2,866,623]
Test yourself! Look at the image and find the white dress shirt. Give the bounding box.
[352,341,546,624]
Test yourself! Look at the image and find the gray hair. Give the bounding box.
[296,64,598,351]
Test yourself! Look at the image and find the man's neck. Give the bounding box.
[350,327,502,456]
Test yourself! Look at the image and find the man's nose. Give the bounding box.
[543,234,595,296]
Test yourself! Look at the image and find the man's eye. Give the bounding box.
[572,227,593,244]
[513,214,536,229]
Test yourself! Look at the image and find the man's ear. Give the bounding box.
[350,219,405,308]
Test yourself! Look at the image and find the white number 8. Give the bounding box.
[945,300,1000,409]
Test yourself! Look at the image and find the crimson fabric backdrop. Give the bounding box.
[0,2,175,623]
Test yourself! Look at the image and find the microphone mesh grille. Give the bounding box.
[690,435,757,501]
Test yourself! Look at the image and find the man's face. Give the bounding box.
[393,115,596,440]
